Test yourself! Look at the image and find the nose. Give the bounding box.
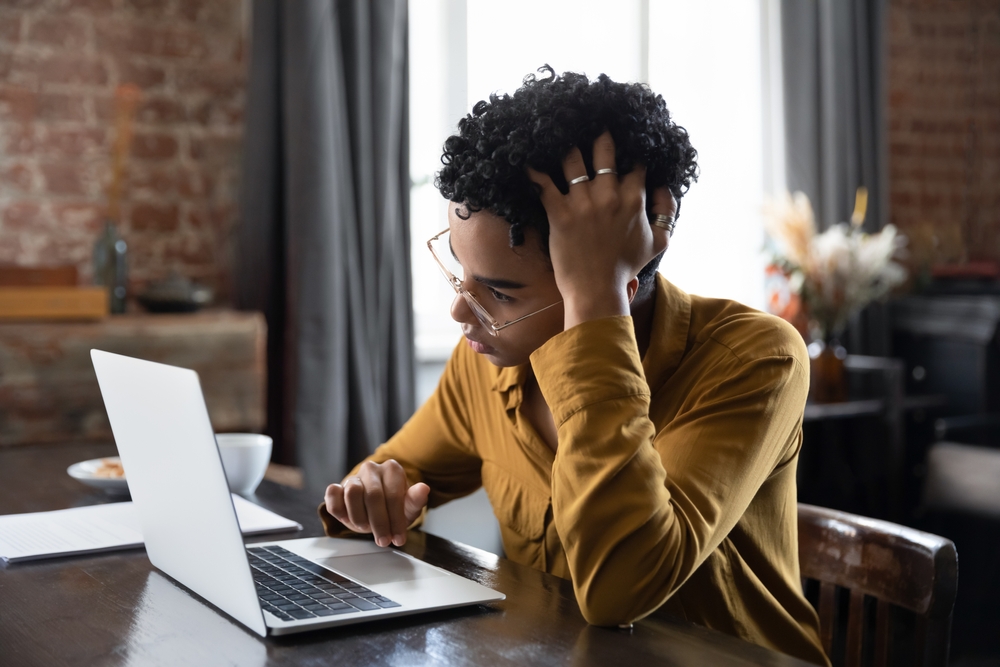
[450,292,478,326]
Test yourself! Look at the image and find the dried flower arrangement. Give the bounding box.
[763,189,908,343]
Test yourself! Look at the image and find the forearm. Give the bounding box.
[534,316,805,626]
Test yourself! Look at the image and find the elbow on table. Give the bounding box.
[576,585,652,628]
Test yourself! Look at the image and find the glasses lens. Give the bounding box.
[429,230,500,335]
[463,293,499,336]
[429,231,463,283]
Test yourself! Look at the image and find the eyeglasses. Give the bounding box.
[427,228,562,336]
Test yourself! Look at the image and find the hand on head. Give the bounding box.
[526,131,676,329]
[324,459,430,547]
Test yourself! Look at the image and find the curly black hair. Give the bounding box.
[435,65,699,293]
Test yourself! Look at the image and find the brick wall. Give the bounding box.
[888,0,1000,269]
[0,0,247,303]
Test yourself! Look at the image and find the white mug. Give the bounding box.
[215,433,272,495]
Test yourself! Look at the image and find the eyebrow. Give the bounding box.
[448,235,527,290]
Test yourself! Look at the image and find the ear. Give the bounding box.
[626,277,640,304]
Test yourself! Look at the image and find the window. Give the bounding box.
[409,0,776,361]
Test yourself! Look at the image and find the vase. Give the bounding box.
[93,221,128,314]
[808,338,848,403]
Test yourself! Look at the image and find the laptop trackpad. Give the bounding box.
[318,551,450,586]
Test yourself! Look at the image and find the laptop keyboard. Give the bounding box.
[247,545,401,622]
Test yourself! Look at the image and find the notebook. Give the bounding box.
[90,349,504,637]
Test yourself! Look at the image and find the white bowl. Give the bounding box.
[216,433,272,495]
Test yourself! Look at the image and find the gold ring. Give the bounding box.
[568,175,590,186]
[594,168,617,176]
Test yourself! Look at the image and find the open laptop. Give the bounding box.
[90,349,504,637]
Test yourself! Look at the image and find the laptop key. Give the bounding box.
[314,607,353,616]
[346,599,379,611]
[374,599,402,608]
[301,603,326,612]
[274,601,299,611]
[285,608,316,620]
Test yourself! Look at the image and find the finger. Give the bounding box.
[325,483,350,526]
[591,131,617,174]
[561,145,588,190]
[526,166,567,215]
[380,461,410,546]
[358,463,393,547]
[342,476,370,533]
[404,482,430,525]
[648,185,677,253]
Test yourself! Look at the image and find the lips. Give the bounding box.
[465,336,494,355]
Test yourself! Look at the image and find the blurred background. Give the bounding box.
[0,0,997,663]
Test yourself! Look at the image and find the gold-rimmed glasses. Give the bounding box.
[426,228,562,336]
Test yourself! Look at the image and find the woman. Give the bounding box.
[321,66,828,666]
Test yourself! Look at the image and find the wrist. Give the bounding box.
[563,290,630,329]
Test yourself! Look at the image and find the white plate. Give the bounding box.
[67,456,129,493]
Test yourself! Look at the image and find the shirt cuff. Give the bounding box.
[530,315,649,427]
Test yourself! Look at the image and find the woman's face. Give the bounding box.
[446,206,565,368]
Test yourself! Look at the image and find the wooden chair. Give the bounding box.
[798,504,958,667]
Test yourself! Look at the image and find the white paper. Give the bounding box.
[0,495,302,563]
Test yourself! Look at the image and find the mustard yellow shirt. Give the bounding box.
[321,275,827,666]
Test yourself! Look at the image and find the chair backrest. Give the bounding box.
[798,504,958,667]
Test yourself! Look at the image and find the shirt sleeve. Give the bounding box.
[318,341,486,536]
[530,315,808,626]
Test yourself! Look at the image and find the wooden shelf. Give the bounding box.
[0,310,266,447]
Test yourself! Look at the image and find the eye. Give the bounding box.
[488,287,513,303]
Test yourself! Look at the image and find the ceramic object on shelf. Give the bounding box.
[138,273,213,313]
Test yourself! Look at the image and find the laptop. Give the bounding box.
[90,349,504,637]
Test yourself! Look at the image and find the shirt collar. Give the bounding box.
[641,274,692,394]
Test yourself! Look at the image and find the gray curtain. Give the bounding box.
[781,0,889,354]
[236,0,414,493]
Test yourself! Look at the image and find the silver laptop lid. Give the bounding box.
[91,349,267,637]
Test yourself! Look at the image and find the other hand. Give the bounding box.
[324,459,430,547]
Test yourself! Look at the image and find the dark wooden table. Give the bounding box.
[0,442,815,667]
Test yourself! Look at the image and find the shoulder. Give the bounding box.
[687,295,809,369]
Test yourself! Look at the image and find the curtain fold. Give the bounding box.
[237,0,414,493]
[781,0,889,355]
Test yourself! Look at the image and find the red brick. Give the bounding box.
[129,165,175,195]
[118,60,167,88]
[41,161,85,195]
[38,56,109,87]
[188,134,240,163]
[125,0,172,14]
[0,162,34,193]
[37,93,87,122]
[0,52,40,88]
[135,97,185,125]
[163,232,214,264]
[0,123,37,154]
[131,201,178,231]
[176,167,213,197]
[42,126,107,157]
[52,201,104,232]
[0,12,23,42]
[64,0,116,12]
[131,132,178,160]
[177,0,208,22]
[28,16,88,50]
[176,64,245,97]
[95,20,207,59]
[2,200,45,231]
[0,87,36,122]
